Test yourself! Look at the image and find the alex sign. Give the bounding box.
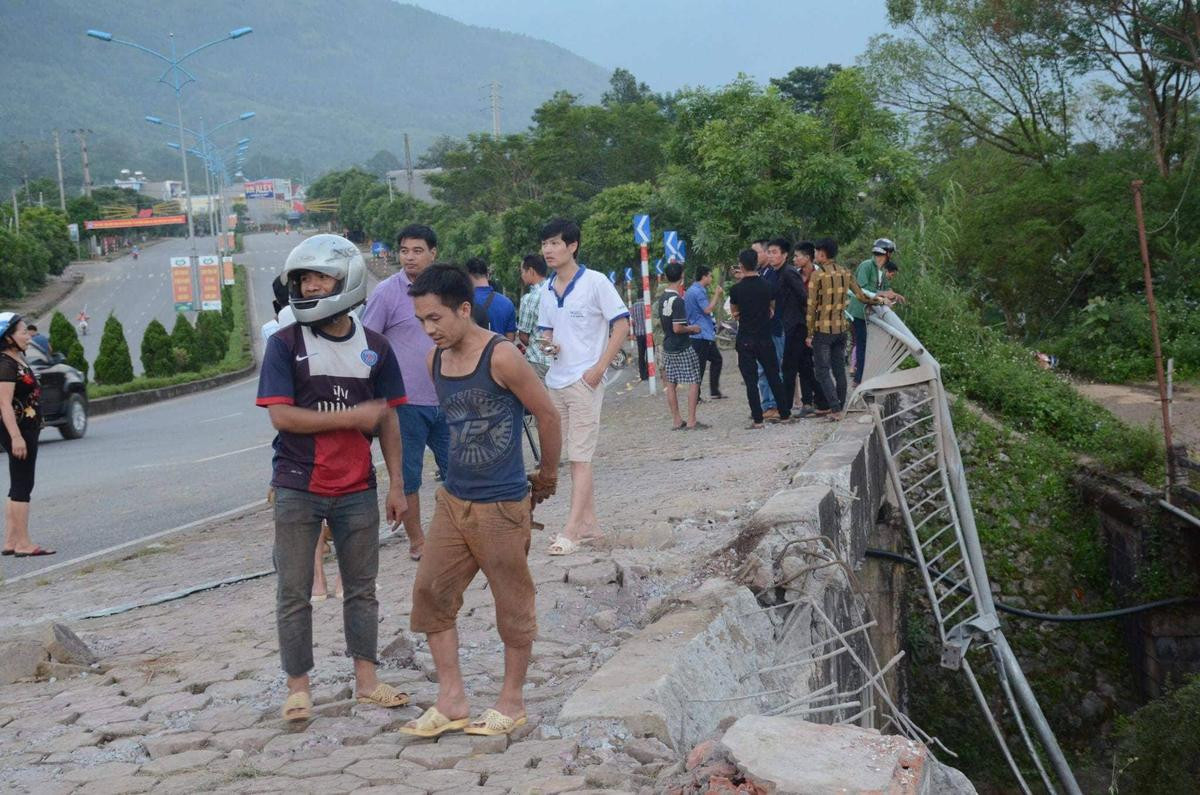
[198,256,222,311]
[244,180,274,198]
[170,257,194,311]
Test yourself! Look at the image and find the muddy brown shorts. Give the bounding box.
[410,487,537,647]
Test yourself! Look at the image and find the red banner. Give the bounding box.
[85,215,187,230]
[198,256,222,311]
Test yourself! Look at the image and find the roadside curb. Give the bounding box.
[88,362,258,417]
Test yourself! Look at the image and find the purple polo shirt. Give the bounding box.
[360,270,437,406]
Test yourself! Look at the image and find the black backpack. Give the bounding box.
[471,290,497,329]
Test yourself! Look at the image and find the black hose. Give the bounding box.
[864,548,1200,622]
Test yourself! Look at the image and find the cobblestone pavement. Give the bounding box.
[0,380,835,794]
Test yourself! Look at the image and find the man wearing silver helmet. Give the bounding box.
[847,237,906,387]
[256,234,410,721]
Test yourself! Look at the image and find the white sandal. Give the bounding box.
[547,534,580,556]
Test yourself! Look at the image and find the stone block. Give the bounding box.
[209,727,280,753]
[44,623,98,666]
[0,638,48,685]
[400,737,474,769]
[566,561,619,587]
[721,715,976,795]
[402,766,481,790]
[76,775,156,794]
[142,730,212,759]
[139,748,222,775]
[558,579,774,749]
[344,757,424,784]
[61,761,143,783]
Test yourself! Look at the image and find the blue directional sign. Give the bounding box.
[624,267,634,282]
[663,230,681,262]
[633,214,651,245]
[371,241,387,256]
[608,270,617,284]
[654,259,664,276]
[678,240,687,263]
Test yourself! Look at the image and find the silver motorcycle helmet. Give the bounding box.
[282,234,368,325]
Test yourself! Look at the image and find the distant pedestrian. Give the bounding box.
[361,224,449,561]
[403,264,561,738]
[729,250,790,429]
[658,262,704,430]
[806,237,888,421]
[0,313,54,558]
[847,238,904,387]
[685,266,724,399]
[259,273,297,344]
[536,218,629,556]
[631,298,649,381]
[255,235,409,721]
[772,244,812,418]
[516,254,551,381]
[466,257,517,341]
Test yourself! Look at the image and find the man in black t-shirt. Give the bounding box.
[729,249,790,428]
[658,262,704,430]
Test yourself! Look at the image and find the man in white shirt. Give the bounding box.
[536,219,629,556]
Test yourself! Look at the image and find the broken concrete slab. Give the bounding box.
[721,715,976,795]
[0,638,48,685]
[44,623,98,666]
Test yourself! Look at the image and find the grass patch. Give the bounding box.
[87,264,252,400]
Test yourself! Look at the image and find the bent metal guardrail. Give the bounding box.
[847,306,1082,795]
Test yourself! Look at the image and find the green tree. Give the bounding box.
[601,67,655,106]
[93,314,134,384]
[193,311,228,366]
[139,318,175,377]
[49,310,79,353]
[220,286,234,331]
[66,340,88,381]
[170,313,197,371]
[363,149,402,177]
[0,227,50,297]
[416,135,461,168]
[770,64,843,113]
[18,206,73,275]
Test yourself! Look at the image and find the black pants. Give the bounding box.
[0,423,39,502]
[691,338,723,396]
[812,331,848,412]
[635,334,648,380]
[737,336,789,423]
[779,327,826,411]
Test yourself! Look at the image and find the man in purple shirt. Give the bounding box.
[361,224,448,561]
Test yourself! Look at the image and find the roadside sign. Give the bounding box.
[678,240,687,263]
[198,256,222,311]
[633,214,650,245]
[654,259,664,276]
[663,230,681,262]
[67,223,79,243]
[170,257,194,311]
[624,267,633,282]
[608,270,617,284]
[222,256,235,286]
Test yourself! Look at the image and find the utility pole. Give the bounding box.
[17,141,31,202]
[53,130,67,212]
[403,132,414,197]
[489,81,501,138]
[71,129,94,197]
[11,190,19,232]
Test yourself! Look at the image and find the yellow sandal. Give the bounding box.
[398,706,469,737]
[356,682,409,708]
[463,708,527,736]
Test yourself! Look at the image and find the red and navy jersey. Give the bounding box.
[256,319,406,495]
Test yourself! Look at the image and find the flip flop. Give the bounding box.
[463,708,527,736]
[281,691,312,722]
[1,549,14,556]
[671,423,686,431]
[547,534,580,556]
[399,706,469,737]
[13,547,55,558]
[356,682,409,708]
[311,592,328,603]
[686,422,711,430]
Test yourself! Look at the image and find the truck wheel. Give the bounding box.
[59,394,88,439]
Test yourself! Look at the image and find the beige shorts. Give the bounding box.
[548,379,605,463]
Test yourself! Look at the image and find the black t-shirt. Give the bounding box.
[0,354,41,429]
[658,289,691,353]
[730,277,774,339]
[776,265,808,333]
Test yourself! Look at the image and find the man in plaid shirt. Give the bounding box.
[517,254,551,380]
[805,237,890,420]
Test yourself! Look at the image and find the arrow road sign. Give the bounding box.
[624,267,634,282]
[608,270,617,284]
[633,213,651,245]
[678,240,687,263]
[655,259,664,276]
[663,230,681,261]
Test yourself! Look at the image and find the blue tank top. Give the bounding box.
[434,335,529,503]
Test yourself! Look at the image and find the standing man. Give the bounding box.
[755,238,789,420]
[806,238,888,420]
[730,249,790,429]
[516,254,551,381]
[773,247,811,418]
[256,234,410,721]
[847,238,904,387]
[536,218,629,556]
[361,224,448,561]
[685,265,724,400]
[466,257,517,341]
[402,264,561,739]
[790,241,825,414]
[630,297,649,381]
[659,262,704,430]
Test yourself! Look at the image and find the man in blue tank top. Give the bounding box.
[400,264,562,739]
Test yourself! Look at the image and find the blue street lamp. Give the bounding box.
[86,26,253,259]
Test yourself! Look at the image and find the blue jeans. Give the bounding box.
[756,333,784,410]
[397,404,450,495]
[273,487,380,677]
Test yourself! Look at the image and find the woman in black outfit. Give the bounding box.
[0,313,55,558]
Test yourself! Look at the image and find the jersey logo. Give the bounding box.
[295,353,317,362]
[360,349,379,366]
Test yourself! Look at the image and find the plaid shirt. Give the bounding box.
[518,282,551,368]
[806,260,883,335]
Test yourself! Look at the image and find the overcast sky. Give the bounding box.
[405,0,893,91]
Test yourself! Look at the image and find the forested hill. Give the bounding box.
[0,0,609,186]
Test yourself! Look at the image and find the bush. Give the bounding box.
[50,310,78,353]
[193,311,228,367]
[1114,676,1200,793]
[66,340,87,381]
[139,319,175,377]
[220,285,234,331]
[93,314,133,384]
[169,313,197,371]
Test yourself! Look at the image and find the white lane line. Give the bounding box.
[198,411,243,424]
[193,441,272,463]
[2,498,270,586]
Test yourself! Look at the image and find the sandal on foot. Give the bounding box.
[357,682,409,708]
[399,706,469,737]
[463,708,527,736]
[13,547,55,557]
[311,592,328,603]
[745,422,764,430]
[282,691,312,722]
[547,534,580,556]
[1,549,13,556]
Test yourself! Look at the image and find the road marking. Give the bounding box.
[3,497,270,586]
[193,441,272,463]
[198,411,243,424]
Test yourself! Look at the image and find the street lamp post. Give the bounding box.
[86,25,252,263]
